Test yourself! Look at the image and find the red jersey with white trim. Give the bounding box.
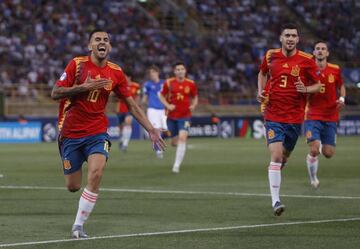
[117,82,141,113]
[56,56,131,138]
[306,63,343,122]
[161,77,198,119]
[260,49,320,124]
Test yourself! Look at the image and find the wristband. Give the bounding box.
[339,96,345,103]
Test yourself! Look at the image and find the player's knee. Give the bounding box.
[271,154,283,164]
[88,168,104,182]
[171,137,178,147]
[309,147,320,157]
[67,183,81,192]
[178,137,187,143]
[323,149,335,159]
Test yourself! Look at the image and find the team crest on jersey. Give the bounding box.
[306,130,312,139]
[59,72,67,81]
[104,79,113,91]
[184,86,190,94]
[328,74,335,83]
[63,160,72,170]
[290,65,300,77]
[268,129,275,139]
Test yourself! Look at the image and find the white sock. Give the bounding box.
[268,162,282,207]
[74,188,98,227]
[306,154,319,182]
[173,143,186,171]
[121,125,132,147]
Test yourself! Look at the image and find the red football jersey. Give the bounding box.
[306,63,343,122]
[117,82,141,113]
[161,77,198,119]
[260,49,320,124]
[56,56,131,138]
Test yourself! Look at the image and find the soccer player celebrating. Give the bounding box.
[142,65,167,158]
[51,29,165,238]
[257,23,321,216]
[159,62,198,173]
[117,69,141,152]
[304,41,346,188]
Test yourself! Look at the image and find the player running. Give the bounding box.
[257,23,320,216]
[159,62,198,173]
[304,41,346,188]
[51,29,165,238]
[117,69,141,152]
[142,65,167,158]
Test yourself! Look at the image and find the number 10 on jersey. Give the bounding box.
[87,90,100,102]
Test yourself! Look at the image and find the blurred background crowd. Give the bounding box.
[0,0,359,106]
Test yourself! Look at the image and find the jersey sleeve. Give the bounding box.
[113,71,131,99]
[305,59,320,86]
[136,84,141,96]
[56,60,76,87]
[337,68,344,87]
[259,51,269,74]
[191,82,198,97]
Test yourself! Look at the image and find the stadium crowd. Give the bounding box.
[286,0,360,66]
[0,0,357,103]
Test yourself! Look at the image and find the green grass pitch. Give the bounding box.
[0,137,359,249]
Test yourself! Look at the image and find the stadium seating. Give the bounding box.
[0,0,359,110]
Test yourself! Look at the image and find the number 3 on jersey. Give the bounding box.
[280,75,287,88]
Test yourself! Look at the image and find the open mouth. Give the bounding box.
[97,45,106,52]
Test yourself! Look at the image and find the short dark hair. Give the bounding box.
[280,23,298,34]
[88,29,109,41]
[314,40,328,49]
[173,61,186,69]
[148,65,160,73]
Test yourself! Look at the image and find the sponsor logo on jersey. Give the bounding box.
[282,63,289,68]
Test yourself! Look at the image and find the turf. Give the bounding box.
[0,137,359,248]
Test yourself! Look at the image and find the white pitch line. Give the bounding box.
[1,185,360,200]
[0,217,360,248]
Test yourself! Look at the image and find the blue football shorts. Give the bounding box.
[264,121,301,152]
[167,118,191,138]
[304,120,337,146]
[117,112,130,124]
[58,133,111,175]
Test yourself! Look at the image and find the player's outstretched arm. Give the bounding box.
[336,84,346,109]
[158,93,175,111]
[125,96,166,151]
[190,95,198,111]
[51,72,111,100]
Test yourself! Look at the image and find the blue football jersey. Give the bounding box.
[143,80,165,110]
